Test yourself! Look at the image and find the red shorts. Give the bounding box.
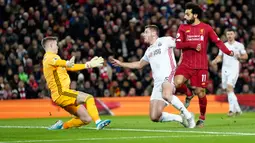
[175,64,208,88]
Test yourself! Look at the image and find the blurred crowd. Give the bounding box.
[0,0,254,100]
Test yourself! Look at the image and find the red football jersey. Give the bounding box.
[176,22,231,69]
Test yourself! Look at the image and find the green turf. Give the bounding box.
[0,113,255,143]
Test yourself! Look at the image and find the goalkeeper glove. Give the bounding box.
[66,56,75,68]
[86,56,104,68]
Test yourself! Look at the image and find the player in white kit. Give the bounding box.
[111,25,195,128]
[212,28,248,116]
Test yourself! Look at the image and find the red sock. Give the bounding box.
[199,96,207,120]
[176,84,192,97]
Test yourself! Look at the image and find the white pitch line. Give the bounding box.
[0,126,48,129]
[0,135,237,143]
[0,125,255,136]
[96,127,255,136]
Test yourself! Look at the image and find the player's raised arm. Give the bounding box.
[177,51,183,66]
[66,56,104,71]
[176,26,199,51]
[208,26,234,56]
[211,54,223,65]
[110,58,149,69]
[48,56,75,68]
[238,52,248,61]
[237,44,248,61]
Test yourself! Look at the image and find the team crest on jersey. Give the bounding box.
[158,42,162,46]
[176,33,180,38]
[200,29,204,34]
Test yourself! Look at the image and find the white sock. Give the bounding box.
[229,92,242,112]
[170,95,191,119]
[234,101,242,113]
[95,119,101,124]
[227,92,235,112]
[159,112,182,123]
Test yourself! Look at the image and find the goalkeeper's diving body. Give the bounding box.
[41,37,111,130]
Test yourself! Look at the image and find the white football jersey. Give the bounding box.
[142,37,176,85]
[219,41,246,72]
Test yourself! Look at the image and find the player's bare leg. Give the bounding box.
[149,100,167,122]
[161,81,195,128]
[150,99,190,128]
[61,104,91,129]
[226,84,242,117]
[174,75,194,108]
[75,105,92,123]
[48,102,92,130]
[174,75,187,88]
[194,87,207,128]
[179,84,195,108]
[76,92,111,129]
[48,104,91,130]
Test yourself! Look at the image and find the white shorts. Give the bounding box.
[222,70,239,89]
[150,81,171,105]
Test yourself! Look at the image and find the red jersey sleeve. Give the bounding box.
[176,25,198,50]
[207,25,232,55]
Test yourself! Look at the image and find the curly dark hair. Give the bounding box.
[185,2,203,19]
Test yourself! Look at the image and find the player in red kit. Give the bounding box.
[174,2,234,128]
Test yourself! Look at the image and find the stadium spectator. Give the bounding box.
[241,84,253,94]
[0,0,254,100]
[17,81,26,99]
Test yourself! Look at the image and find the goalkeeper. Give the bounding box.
[41,37,111,130]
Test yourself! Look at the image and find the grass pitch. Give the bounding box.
[0,113,255,143]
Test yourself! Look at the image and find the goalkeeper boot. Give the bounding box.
[48,120,63,130]
[96,119,111,130]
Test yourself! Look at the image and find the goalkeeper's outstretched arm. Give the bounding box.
[66,56,104,71]
[49,56,75,68]
[66,64,86,71]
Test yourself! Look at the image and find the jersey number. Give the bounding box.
[201,74,206,82]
